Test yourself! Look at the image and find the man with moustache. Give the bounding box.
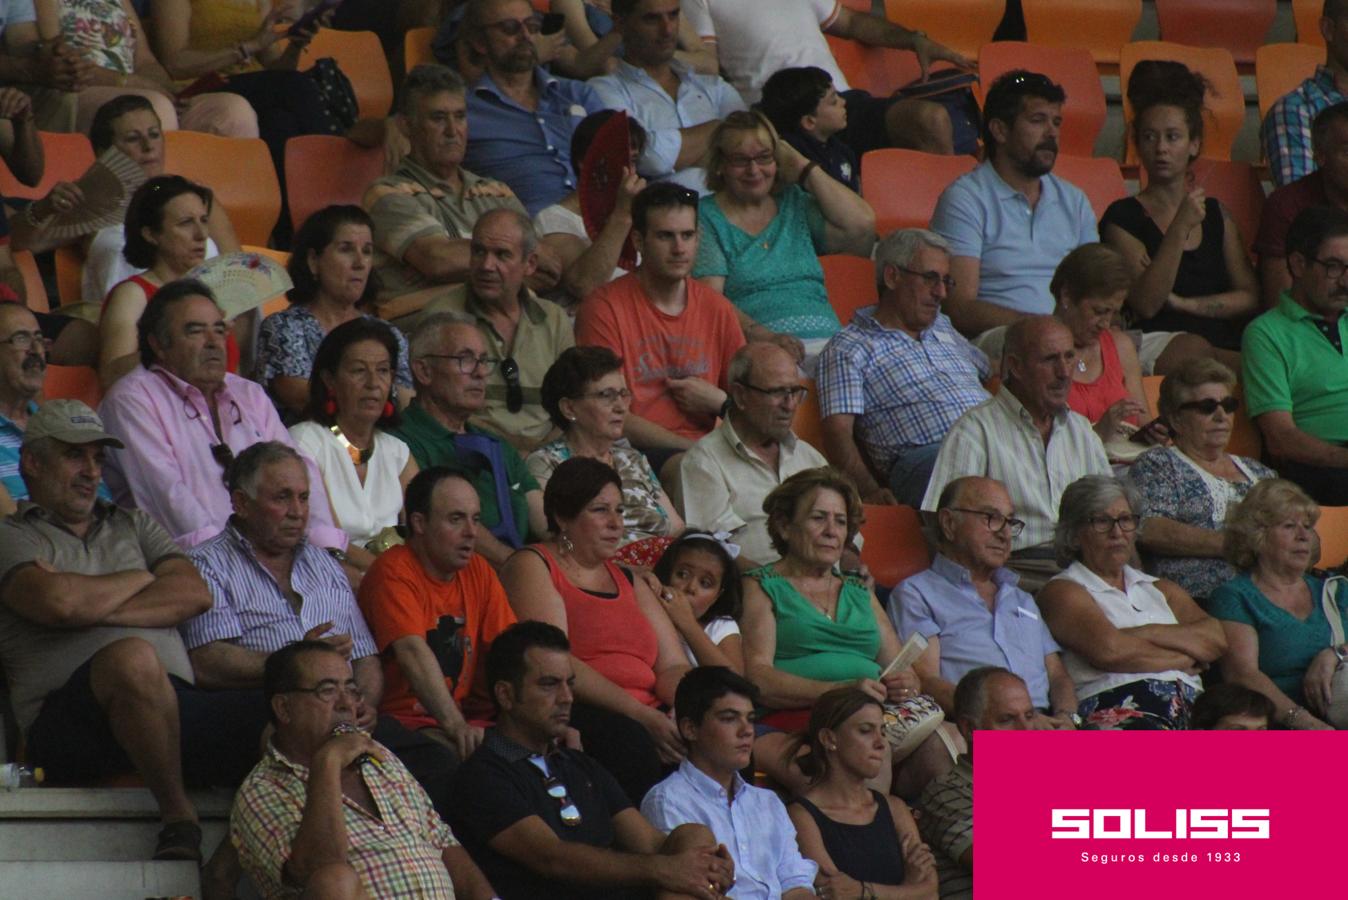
[930,70,1097,336]
[895,476,1078,727]
[679,341,828,567]
[1244,206,1348,503]
[576,183,745,476]
[817,229,990,507]
[589,0,746,193]
[641,667,820,900]
[923,316,1109,590]
[357,466,518,761]
[461,0,606,215]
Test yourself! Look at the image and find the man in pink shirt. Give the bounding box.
[99,280,346,552]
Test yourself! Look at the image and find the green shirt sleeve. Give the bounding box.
[1241,316,1294,418]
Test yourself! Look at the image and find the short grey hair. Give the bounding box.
[874,228,950,291]
[475,207,539,258]
[400,64,466,117]
[408,312,468,372]
[1053,475,1143,567]
[227,441,304,499]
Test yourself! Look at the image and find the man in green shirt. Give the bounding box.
[392,314,546,566]
[1244,206,1348,503]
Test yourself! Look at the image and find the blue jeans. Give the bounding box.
[887,442,943,507]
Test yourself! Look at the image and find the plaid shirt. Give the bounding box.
[1262,64,1346,187]
[817,307,990,470]
[231,741,458,899]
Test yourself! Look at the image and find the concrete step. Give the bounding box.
[0,787,234,820]
[0,819,228,861]
[0,860,200,899]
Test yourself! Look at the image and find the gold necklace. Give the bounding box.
[330,425,373,467]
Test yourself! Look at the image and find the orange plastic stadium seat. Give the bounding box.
[43,365,103,408]
[1293,0,1326,48]
[1154,0,1276,68]
[1021,0,1142,68]
[302,29,394,120]
[284,135,385,231]
[820,254,878,325]
[860,505,932,588]
[824,34,908,97]
[53,244,84,307]
[1140,158,1266,253]
[1120,42,1243,162]
[1318,507,1348,568]
[1053,155,1127,220]
[1256,43,1322,119]
[882,0,1005,62]
[860,149,976,236]
[0,131,94,202]
[166,131,280,247]
[979,42,1106,156]
[794,378,826,454]
[405,26,436,71]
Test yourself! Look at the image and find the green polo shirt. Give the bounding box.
[1243,293,1348,442]
[389,405,540,540]
[422,285,574,447]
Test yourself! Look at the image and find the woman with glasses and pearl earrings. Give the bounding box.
[1127,358,1275,604]
[529,346,683,567]
[1038,475,1227,729]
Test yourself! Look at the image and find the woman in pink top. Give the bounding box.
[1052,243,1152,448]
[501,456,691,801]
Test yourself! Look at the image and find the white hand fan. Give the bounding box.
[187,252,293,320]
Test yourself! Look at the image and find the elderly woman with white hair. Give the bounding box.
[1208,479,1348,730]
[1038,475,1227,729]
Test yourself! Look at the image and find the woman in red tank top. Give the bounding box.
[501,457,693,801]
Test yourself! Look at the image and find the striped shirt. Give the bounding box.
[232,741,458,899]
[1262,64,1346,188]
[0,401,111,503]
[182,522,377,657]
[919,758,973,900]
[921,388,1111,552]
[818,307,990,470]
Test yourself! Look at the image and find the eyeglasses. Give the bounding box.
[1176,397,1239,416]
[1311,257,1348,282]
[895,266,956,291]
[1001,71,1058,92]
[285,681,364,703]
[501,356,523,413]
[540,772,582,826]
[738,382,809,403]
[1087,513,1141,534]
[724,152,775,170]
[580,387,632,404]
[482,15,542,37]
[0,330,47,351]
[421,351,500,375]
[947,507,1026,537]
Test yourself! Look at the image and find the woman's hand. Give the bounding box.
[531,29,569,65]
[35,181,84,220]
[658,584,702,636]
[853,677,887,703]
[613,165,647,217]
[1094,397,1148,442]
[772,137,808,183]
[1302,646,1341,718]
[880,667,921,703]
[1174,187,1207,234]
[638,705,687,765]
[900,830,938,884]
[813,869,863,900]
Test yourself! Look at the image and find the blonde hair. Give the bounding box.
[1223,479,1319,570]
[704,110,781,194]
[762,467,864,560]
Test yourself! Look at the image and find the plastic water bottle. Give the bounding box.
[0,763,42,790]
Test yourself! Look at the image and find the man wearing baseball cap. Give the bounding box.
[0,399,267,862]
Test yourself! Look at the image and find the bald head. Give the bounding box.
[936,476,1016,572]
[1004,315,1076,417]
[728,340,805,443]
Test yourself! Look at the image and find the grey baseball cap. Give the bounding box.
[23,399,125,449]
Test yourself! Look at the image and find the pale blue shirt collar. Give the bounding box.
[931,551,1020,589]
[676,758,747,804]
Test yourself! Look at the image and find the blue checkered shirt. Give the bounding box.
[817,307,990,470]
[1263,64,1346,187]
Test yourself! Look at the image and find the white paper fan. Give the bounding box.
[187,252,292,320]
[42,148,147,242]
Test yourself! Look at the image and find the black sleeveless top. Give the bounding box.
[1099,195,1248,351]
[791,791,906,885]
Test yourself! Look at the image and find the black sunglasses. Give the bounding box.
[1176,397,1239,416]
[501,356,523,413]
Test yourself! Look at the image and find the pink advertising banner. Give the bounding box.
[975,731,1339,897]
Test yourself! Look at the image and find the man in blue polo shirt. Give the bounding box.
[1244,206,1348,503]
[930,70,1097,337]
[461,0,606,215]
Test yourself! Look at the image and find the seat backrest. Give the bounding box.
[405,26,436,71]
[978,42,1106,156]
[1119,42,1244,161]
[1053,155,1127,220]
[883,0,1006,61]
[1317,506,1348,568]
[43,365,103,408]
[166,131,280,246]
[0,132,95,202]
[824,34,909,97]
[1293,0,1326,48]
[793,377,827,455]
[1255,42,1322,119]
[860,504,933,588]
[1154,0,1276,66]
[860,149,976,235]
[11,250,47,314]
[1021,0,1142,66]
[53,243,84,307]
[301,29,394,120]
[284,135,385,231]
[1137,158,1266,253]
[820,254,878,326]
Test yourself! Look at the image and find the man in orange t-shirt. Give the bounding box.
[576,183,746,463]
[358,466,517,762]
